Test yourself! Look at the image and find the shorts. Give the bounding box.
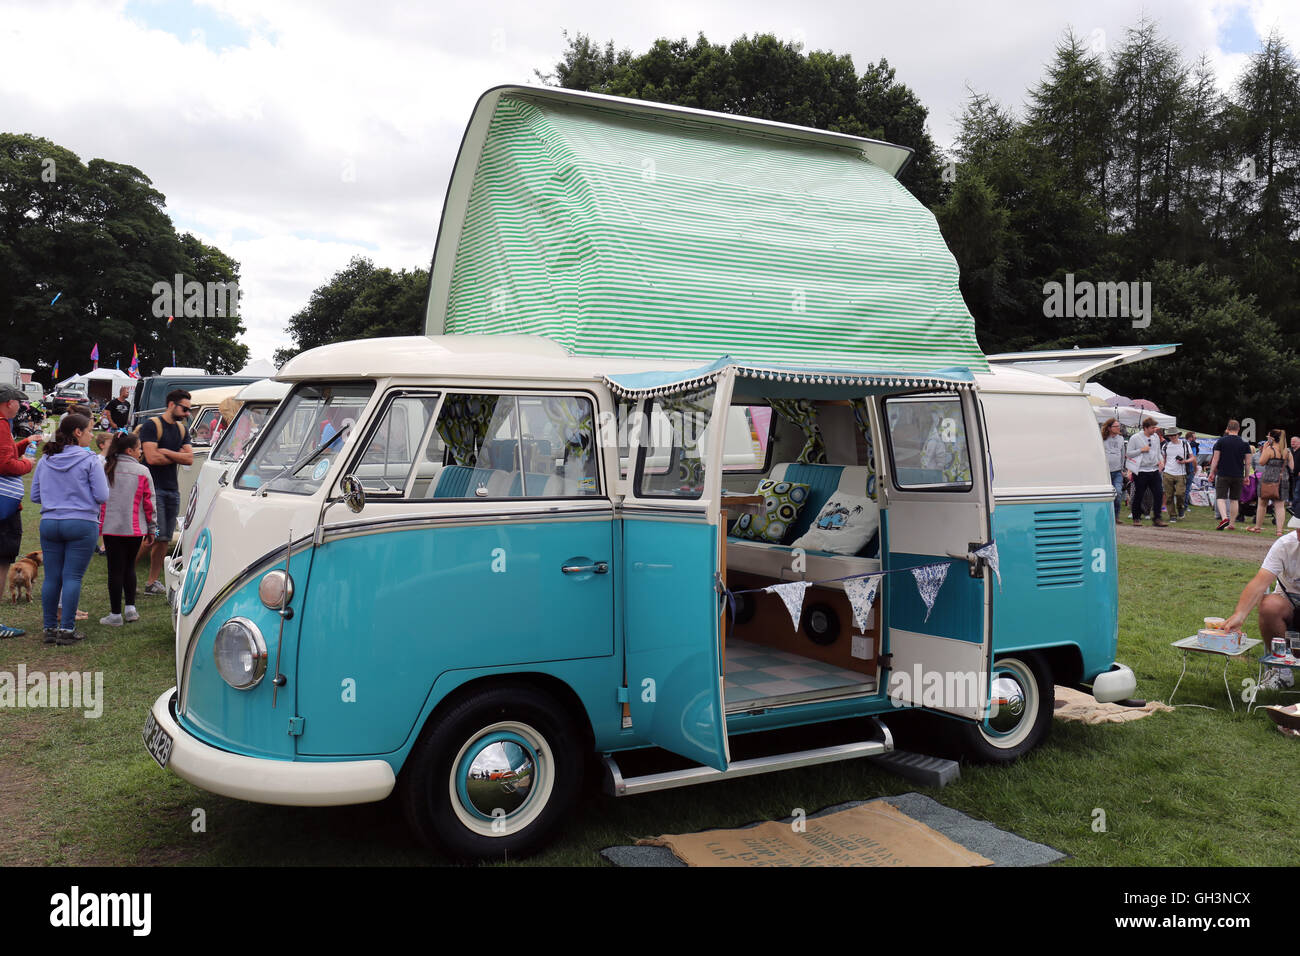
[155,489,180,540]
[0,511,21,564]
[1215,476,1243,500]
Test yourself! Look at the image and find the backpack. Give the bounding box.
[133,416,188,445]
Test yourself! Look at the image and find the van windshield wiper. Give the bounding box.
[257,424,351,496]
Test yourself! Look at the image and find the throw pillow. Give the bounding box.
[792,493,879,555]
[730,479,811,544]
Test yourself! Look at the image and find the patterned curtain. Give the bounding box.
[541,396,594,464]
[436,394,499,466]
[768,398,827,464]
[919,405,972,483]
[850,398,879,500]
[671,392,713,489]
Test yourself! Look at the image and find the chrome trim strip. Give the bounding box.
[603,720,893,796]
[318,507,615,542]
[993,490,1116,504]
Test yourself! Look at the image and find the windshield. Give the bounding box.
[213,402,275,463]
[236,383,374,494]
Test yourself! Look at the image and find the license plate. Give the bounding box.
[143,711,173,769]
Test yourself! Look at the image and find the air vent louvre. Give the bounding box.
[1033,507,1084,588]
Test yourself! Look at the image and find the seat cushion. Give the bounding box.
[730,478,812,544]
[770,463,873,542]
[726,537,880,590]
[792,493,879,555]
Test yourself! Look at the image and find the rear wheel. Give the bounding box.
[953,654,1052,764]
[401,684,583,861]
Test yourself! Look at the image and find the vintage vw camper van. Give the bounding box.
[143,86,1137,860]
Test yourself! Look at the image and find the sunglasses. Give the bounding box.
[175,404,192,413]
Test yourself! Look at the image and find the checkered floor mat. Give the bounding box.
[725,639,875,711]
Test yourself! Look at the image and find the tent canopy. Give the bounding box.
[428,86,986,376]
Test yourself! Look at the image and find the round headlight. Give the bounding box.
[213,618,267,690]
[258,570,294,609]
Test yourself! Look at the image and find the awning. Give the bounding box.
[428,86,988,375]
[603,357,975,400]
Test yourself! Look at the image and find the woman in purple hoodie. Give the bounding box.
[30,413,110,645]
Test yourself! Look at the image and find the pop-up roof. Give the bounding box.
[426,86,988,376]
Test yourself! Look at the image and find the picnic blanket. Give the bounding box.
[1053,685,1172,723]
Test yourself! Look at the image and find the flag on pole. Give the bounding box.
[90,343,99,370]
[115,359,120,371]
[172,349,176,367]
[52,360,59,379]
[167,315,174,327]
[128,344,139,378]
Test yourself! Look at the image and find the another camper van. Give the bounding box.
[144,86,1138,861]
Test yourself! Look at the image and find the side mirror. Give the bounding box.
[340,474,366,513]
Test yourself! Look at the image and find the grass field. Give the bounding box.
[0,485,1295,867]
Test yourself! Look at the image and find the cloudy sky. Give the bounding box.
[1,0,1293,366]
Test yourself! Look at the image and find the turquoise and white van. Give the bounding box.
[144,86,1137,860]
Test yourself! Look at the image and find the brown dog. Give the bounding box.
[7,551,42,605]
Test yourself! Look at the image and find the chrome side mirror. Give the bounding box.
[340,474,366,513]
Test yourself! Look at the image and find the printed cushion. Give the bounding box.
[730,479,811,544]
[791,493,879,555]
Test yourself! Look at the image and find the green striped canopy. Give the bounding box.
[431,88,987,374]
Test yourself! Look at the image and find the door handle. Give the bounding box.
[562,562,609,575]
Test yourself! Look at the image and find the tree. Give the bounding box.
[275,257,427,365]
[539,32,947,206]
[0,133,248,379]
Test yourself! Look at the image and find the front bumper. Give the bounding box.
[148,689,396,806]
[1090,663,1137,703]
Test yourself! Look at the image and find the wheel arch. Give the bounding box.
[402,671,595,775]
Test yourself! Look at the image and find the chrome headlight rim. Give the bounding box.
[213,617,268,690]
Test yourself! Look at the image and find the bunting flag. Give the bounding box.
[844,574,883,632]
[167,315,174,327]
[52,360,58,379]
[911,564,950,622]
[973,541,1001,589]
[90,342,99,369]
[128,343,139,378]
[763,581,812,631]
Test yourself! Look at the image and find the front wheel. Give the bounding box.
[401,684,583,861]
[952,654,1053,764]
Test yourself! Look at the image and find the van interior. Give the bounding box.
[710,400,886,715]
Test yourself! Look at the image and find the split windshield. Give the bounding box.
[236,383,374,494]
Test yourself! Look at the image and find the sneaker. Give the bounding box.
[144,581,167,596]
[0,623,23,639]
[1132,520,1142,527]
[1261,669,1287,691]
[47,629,82,646]
[100,613,124,627]
[123,606,140,623]
[42,627,59,644]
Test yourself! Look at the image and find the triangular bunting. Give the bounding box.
[973,541,1001,589]
[764,581,812,631]
[911,563,951,622]
[844,574,882,632]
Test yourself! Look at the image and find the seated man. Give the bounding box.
[1224,519,1300,690]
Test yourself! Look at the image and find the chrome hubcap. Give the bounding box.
[986,671,1029,737]
[456,731,538,821]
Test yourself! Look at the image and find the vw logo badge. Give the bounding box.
[181,528,212,615]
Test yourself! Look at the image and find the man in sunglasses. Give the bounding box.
[139,389,194,595]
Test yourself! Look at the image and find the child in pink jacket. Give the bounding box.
[98,432,158,626]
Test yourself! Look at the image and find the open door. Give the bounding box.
[986,344,1177,384]
[875,390,994,720]
[620,381,730,772]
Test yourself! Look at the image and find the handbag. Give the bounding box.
[0,474,24,521]
[1261,446,1286,501]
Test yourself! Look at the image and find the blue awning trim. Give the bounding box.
[603,358,976,399]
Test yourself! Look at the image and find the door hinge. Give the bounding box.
[288,716,305,736]
[615,686,629,704]
[878,653,893,671]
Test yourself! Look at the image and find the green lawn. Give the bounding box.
[0,476,1293,866]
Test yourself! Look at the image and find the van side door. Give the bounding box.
[876,391,993,720]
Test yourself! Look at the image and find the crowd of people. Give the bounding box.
[0,386,192,642]
[1102,416,1300,533]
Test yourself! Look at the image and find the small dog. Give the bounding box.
[7,551,42,605]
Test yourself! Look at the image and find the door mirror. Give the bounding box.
[341,474,366,513]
